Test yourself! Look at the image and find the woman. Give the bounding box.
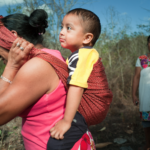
[0,10,95,150]
[132,35,150,150]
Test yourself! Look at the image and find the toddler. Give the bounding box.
[48,8,101,150]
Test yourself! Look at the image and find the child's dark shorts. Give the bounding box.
[47,111,87,150]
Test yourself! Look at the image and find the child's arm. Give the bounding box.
[50,85,84,140]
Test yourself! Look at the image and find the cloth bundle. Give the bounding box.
[0,15,113,126]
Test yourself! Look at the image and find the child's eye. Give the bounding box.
[60,25,63,29]
[67,26,71,30]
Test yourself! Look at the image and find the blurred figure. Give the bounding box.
[132,35,150,150]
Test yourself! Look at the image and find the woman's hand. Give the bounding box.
[0,38,34,94]
[6,38,34,71]
[132,95,139,106]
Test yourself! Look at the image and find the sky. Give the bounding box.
[0,0,150,34]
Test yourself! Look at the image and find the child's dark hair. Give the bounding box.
[66,8,101,46]
[0,9,48,45]
[147,35,150,45]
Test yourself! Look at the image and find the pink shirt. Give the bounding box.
[20,49,67,150]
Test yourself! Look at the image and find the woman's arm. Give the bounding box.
[0,56,59,125]
[0,38,60,125]
[132,67,141,105]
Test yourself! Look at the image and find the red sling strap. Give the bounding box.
[78,58,113,126]
[0,16,113,126]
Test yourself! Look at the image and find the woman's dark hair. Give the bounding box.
[0,9,48,45]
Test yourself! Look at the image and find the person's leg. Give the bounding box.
[138,122,150,150]
[144,127,150,149]
[47,112,87,150]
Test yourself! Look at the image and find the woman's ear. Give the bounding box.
[83,33,93,45]
[11,30,20,37]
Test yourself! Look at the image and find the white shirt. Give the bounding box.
[136,58,150,112]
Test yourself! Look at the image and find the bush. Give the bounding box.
[0,61,5,75]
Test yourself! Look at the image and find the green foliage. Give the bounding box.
[7,132,13,136]
[13,126,18,129]
[99,33,147,100]
[137,23,150,33]
[137,8,150,34]
[0,61,5,75]
[0,130,1,136]
[6,4,22,14]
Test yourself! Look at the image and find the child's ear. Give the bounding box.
[83,33,93,45]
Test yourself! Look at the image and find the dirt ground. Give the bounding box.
[90,112,144,150]
[89,102,145,150]
[0,101,145,150]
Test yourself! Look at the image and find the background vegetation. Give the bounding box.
[0,0,149,149]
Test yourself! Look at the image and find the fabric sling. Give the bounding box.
[0,15,113,126]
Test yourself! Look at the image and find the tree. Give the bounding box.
[6,0,92,58]
[137,7,150,34]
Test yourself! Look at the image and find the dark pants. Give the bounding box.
[47,112,87,150]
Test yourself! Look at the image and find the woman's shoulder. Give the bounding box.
[18,57,55,80]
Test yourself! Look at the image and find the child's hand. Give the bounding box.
[50,119,71,140]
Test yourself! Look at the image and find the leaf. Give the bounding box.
[98,127,106,132]
[125,129,133,134]
[8,132,13,135]
[13,126,18,129]
[95,142,113,148]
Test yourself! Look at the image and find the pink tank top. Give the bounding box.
[20,49,67,149]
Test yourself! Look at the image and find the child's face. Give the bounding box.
[59,14,86,52]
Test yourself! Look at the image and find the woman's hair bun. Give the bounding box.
[29,9,48,34]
